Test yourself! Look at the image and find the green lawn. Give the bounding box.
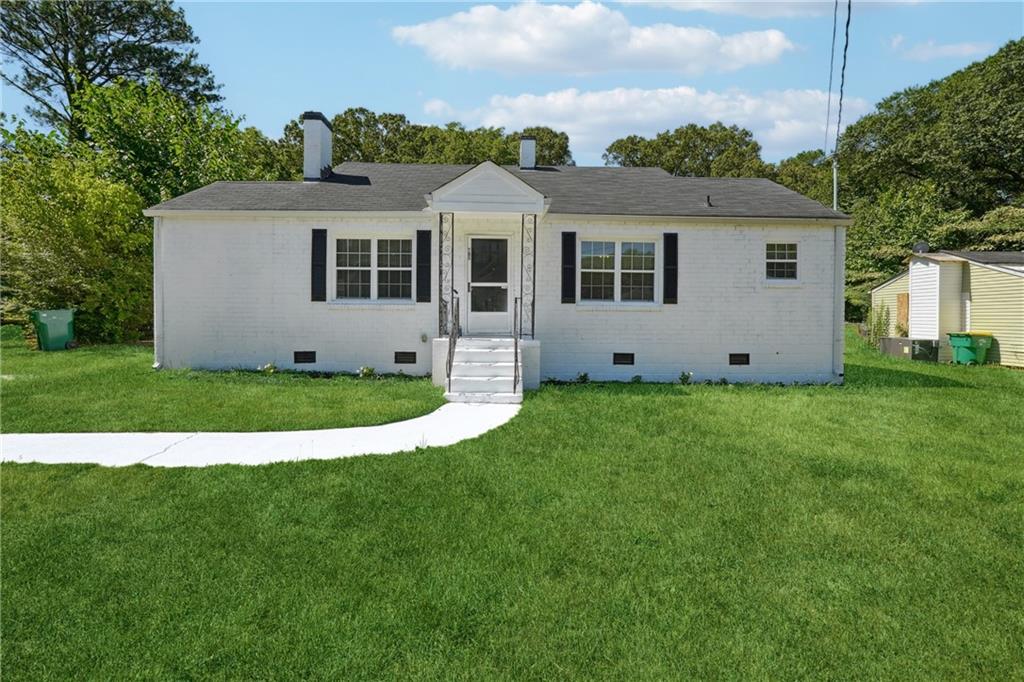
[0,327,444,432]
[3,329,1022,679]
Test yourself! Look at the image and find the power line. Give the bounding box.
[824,0,839,156]
[834,0,852,157]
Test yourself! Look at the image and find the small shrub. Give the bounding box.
[357,366,377,379]
[867,305,891,346]
[257,362,276,375]
[575,372,590,384]
[631,375,642,383]
[679,370,692,385]
[895,321,909,337]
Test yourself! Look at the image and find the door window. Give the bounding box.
[470,239,508,313]
[471,239,507,283]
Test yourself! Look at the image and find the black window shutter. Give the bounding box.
[664,232,678,304]
[416,230,431,303]
[561,231,576,303]
[311,229,327,302]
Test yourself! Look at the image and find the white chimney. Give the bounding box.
[302,111,333,181]
[519,135,536,169]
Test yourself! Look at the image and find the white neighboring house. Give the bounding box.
[144,111,851,403]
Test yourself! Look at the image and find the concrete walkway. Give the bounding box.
[0,403,520,468]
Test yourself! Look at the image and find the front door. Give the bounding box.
[468,237,510,334]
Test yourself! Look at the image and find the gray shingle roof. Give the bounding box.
[941,250,1024,265]
[148,162,849,220]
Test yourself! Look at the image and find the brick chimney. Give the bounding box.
[519,135,536,170]
[301,111,333,181]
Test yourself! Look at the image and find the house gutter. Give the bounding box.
[144,209,852,227]
[152,216,164,370]
[832,224,847,384]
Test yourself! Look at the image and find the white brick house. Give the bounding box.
[145,112,851,403]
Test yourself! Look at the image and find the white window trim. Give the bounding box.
[577,237,661,305]
[764,239,801,286]
[332,234,417,303]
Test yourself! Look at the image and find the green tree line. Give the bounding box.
[605,40,1023,316]
[2,0,1020,338]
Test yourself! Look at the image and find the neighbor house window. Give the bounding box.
[620,242,655,301]
[377,239,412,299]
[335,238,413,300]
[336,239,371,298]
[766,243,798,280]
[581,241,615,301]
[580,240,656,302]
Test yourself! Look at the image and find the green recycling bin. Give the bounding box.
[947,332,992,365]
[29,309,76,351]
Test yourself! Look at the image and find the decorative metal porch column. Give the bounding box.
[519,213,537,338]
[438,212,455,335]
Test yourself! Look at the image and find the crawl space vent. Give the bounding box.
[613,353,635,366]
[394,351,417,364]
[293,351,316,364]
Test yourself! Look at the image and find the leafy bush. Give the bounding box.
[1,129,151,341]
[1,80,290,342]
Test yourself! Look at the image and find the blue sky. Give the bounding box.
[3,1,1021,164]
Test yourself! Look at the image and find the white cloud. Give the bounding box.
[890,33,905,49]
[393,2,794,74]
[448,85,869,162]
[423,98,455,118]
[901,39,992,61]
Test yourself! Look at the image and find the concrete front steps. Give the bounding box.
[444,337,523,404]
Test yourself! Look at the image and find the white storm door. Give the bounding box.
[467,237,511,334]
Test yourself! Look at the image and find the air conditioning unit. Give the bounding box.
[911,339,940,362]
[879,337,939,362]
[880,337,912,358]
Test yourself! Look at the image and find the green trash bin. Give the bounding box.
[948,332,992,365]
[29,309,76,351]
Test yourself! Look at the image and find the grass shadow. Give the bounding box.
[844,362,970,389]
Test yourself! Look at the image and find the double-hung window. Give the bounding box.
[766,243,798,280]
[580,240,656,303]
[336,238,413,300]
[620,242,655,301]
[580,241,616,301]
[336,239,371,299]
[377,239,412,299]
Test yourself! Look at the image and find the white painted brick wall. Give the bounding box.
[536,218,840,383]
[157,215,438,375]
[156,213,842,383]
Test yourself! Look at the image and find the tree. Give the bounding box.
[839,38,1023,215]
[1,80,286,340]
[844,183,970,319]
[603,122,773,178]
[271,109,573,174]
[1,122,151,341]
[520,126,573,166]
[929,206,1024,253]
[75,78,274,206]
[775,150,832,208]
[1,0,219,140]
